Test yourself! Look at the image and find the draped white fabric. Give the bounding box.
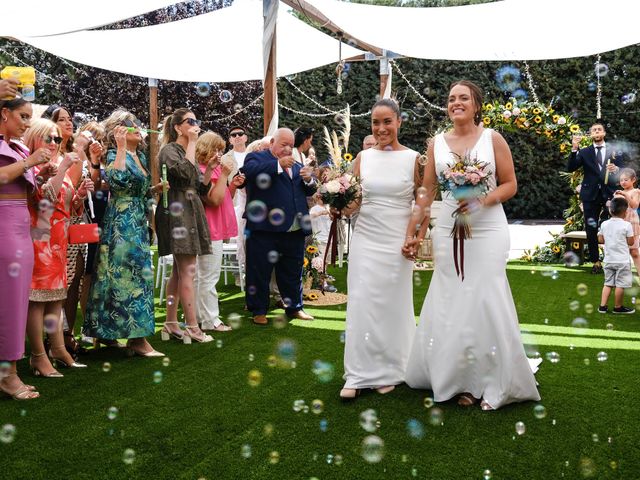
[2,0,179,37]
[301,0,638,61]
[15,0,364,83]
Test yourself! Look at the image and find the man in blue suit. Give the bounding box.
[567,121,627,274]
[242,128,318,325]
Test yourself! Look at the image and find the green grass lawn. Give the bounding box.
[2,262,639,480]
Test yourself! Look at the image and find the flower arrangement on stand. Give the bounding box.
[302,238,323,301]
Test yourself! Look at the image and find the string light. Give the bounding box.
[280,104,342,117]
[522,61,540,105]
[390,60,446,112]
[284,77,370,117]
[595,54,602,119]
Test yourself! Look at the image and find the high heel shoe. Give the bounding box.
[182,325,213,344]
[339,388,360,401]
[480,399,494,411]
[29,353,63,378]
[161,321,184,341]
[49,348,87,368]
[125,341,165,357]
[0,374,40,400]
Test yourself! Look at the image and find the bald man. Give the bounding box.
[241,128,318,324]
[362,135,377,150]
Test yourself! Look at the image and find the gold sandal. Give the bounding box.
[0,374,40,400]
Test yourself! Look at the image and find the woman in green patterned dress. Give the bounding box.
[83,110,165,357]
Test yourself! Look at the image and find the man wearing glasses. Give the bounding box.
[223,125,249,286]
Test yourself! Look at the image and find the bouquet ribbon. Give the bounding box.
[451,208,472,281]
[322,212,341,285]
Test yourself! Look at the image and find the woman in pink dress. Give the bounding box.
[0,96,52,400]
[24,119,94,377]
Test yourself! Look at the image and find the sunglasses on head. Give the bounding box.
[181,118,201,127]
[44,135,63,145]
[230,131,245,138]
[122,118,143,129]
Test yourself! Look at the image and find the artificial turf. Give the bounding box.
[2,262,639,480]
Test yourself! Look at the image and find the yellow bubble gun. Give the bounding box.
[1,67,36,101]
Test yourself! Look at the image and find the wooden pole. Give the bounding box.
[148,78,159,186]
[264,30,276,136]
[379,54,389,98]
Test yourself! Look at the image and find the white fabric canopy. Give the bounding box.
[16,0,364,83]
[2,0,179,37]
[301,0,639,61]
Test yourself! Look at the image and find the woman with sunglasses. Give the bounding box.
[24,119,94,377]
[0,99,52,400]
[83,109,164,356]
[155,108,213,343]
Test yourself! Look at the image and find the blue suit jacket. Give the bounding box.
[242,149,317,234]
[567,145,627,202]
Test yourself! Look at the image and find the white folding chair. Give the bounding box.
[221,242,245,291]
[157,255,174,305]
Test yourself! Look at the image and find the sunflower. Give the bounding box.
[521,108,529,114]
[306,245,319,254]
[572,242,581,249]
[552,115,559,123]
[303,257,309,267]
[566,218,573,225]
[552,246,561,253]
[308,293,319,301]
[343,153,353,162]
[484,103,495,111]
[505,102,513,110]
[532,107,542,115]
[570,124,580,133]
[534,116,542,124]
[560,144,567,152]
[483,117,491,126]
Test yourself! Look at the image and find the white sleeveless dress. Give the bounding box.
[405,129,540,409]
[343,148,417,389]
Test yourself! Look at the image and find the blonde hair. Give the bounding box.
[195,131,226,164]
[246,136,273,154]
[102,109,146,151]
[23,118,60,155]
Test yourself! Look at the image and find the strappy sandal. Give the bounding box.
[183,326,213,344]
[480,399,494,411]
[161,321,184,341]
[0,375,40,400]
[211,323,232,332]
[339,388,361,401]
[457,393,477,406]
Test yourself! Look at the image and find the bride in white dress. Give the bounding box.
[339,99,419,400]
[402,81,540,410]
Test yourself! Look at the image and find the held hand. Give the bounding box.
[60,152,81,171]
[26,147,52,168]
[278,155,295,170]
[187,125,200,142]
[571,135,583,150]
[77,178,95,198]
[402,237,421,260]
[89,141,103,161]
[232,173,246,188]
[114,126,128,149]
[606,163,618,173]
[300,165,314,181]
[0,79,19,99]
[74,133,90,152]
[456,197,485,215]
[151,181,170,195]
[37,161,58,180]
[220,157,234,176]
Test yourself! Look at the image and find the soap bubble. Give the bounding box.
[162,357,170,367]
[533,404,547,419]
[248,354,254,362]
[233,103,243,113]
[216,339,223,348]
[596,351,608,362]
[268,208,286,226]
[267,250,280,264]
[107,406,119,420]
[311,399,324,414]
[169,202,183,217]
[606,323,614,330]
[359,409,378,433]
[400,111,409,122]
[248,369,262,387]
[563,251,579,267]
[423,396,434,408]
[102,362,112,373]
[267,355,277,367]
[578,457,596,477]
[406,418,425,439]
[269,451,280,464]
[319,419,328,432]
[1,424,16,444]
[256,173,271,189]
[515,421,526,435]
[246,200,268,222]
[576,283,588,296]
[569,300,580,311]
[292,399,305,412]
[153,371,163,383]
[7,262,20,278]
[595,63,609,77]
[122,448,136,465]
[621,92,636,104]
[43,314,58,334]
[428,407,443,426]
[171,227,188,239]
[584,304,594,314]
[228,313,241,329]
[311,360,335,383]
[483,469,492,480]
[219,90,233,103]
[545,351,560,363]
[592,433,599,442]
[196,83,211,97]
[241,444,252,458]
[361,435,384,463]
[571,317,589,329]
[276,339,297,364]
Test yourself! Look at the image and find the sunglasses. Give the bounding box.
[44,135,63,145]
[122,118,143,129]
[180,118,201,127]
[230,131,245,138]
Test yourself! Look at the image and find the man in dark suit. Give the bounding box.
[567,121,627,273]
[242,128,318,325]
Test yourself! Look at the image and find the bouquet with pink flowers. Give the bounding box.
[437,150,492,280]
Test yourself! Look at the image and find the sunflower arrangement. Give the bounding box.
[303,237,324,289]
[481,98,588,153]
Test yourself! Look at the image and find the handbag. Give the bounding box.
[68,223,100,244]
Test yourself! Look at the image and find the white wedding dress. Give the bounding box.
[343,148,417,389]
[405,129,540,409]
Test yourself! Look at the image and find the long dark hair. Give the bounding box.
[161,108,192,146]
[372,98,401,118]
[49,106,75,152]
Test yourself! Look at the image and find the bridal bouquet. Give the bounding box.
[437,151,492,280]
